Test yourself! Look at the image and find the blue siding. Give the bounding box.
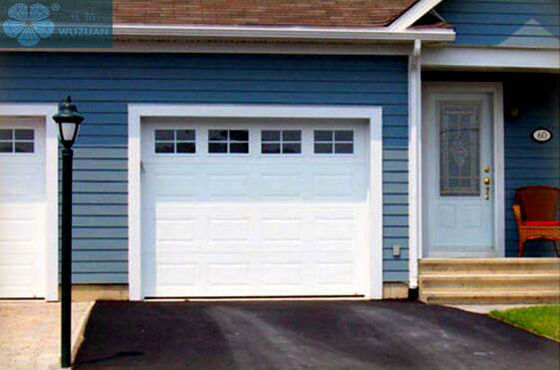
[436,0,560,48]
[0,53,409,284]
[424,72,560,257]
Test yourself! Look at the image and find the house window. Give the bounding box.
[155,129,196,154]
[208,129,249,154]
[261,130,302,154]
[0,129,34,153]
[314,130,353,154]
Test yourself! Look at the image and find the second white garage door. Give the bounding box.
[141,118,370,297]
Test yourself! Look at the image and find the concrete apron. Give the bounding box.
[0,301,94,369]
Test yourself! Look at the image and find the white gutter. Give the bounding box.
[113,24,456,42]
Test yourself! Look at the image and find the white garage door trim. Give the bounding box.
[128,104,383,300]
[0,103,59,301]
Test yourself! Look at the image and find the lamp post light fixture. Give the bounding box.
[53,96,84,368]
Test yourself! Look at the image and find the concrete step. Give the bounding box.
[420,258,560,274]
[420,273,560,291]
[420,290,560,305]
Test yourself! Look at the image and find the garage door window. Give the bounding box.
[155,129,196,154]
[0,129,34,153]
[314,130,353,154]
[209,129,249,154]
[261,130,302,154]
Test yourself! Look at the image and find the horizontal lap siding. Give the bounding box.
[436,0,560,48]
[504,75,559,256]
[0,53,409,284]
[424,72,560,257]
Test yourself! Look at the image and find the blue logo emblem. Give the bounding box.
[3,3,54,46]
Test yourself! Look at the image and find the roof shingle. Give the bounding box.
[114,0,418,28]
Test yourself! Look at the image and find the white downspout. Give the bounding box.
[408,39,422,290]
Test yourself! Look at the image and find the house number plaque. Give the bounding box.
[530,128,553,144]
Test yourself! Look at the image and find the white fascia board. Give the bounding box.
[113,23,456,42]
[423,46,560,72]
[388,0,445,32]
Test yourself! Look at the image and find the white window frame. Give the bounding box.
[0,128,36,155]
[313,129,355,155]
[128,104,383,300]
[207,128,250,155]
[154,128,197,155]
[0,104,59,301]
[260,129,303,155]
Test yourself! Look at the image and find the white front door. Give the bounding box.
[424,93,496,257]
[0,119,46,297]
[140,118,370,297]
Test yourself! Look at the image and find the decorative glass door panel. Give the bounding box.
[439,102,481,197]
[425,93,495,257]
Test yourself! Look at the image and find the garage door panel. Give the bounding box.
[315,263,354,285]
[0,219,35,241]
[260,173,304,199]
[149,263,199,287]
[312,173,356,198]
[208,217,251,242]
[141,120,370,297]
[208,263,251,286]
[261,218,303,242]
[313,216,356,241]
[208,174,251,199]
[0,251,37,265]
[262,263,304,286]
[156,219,197,242]
[0,174,42,198]
[152,174,198,200]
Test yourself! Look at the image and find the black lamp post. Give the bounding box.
[53,96,84,368]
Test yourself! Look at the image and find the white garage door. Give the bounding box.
[141,118,370,297]
[0,119,46,298]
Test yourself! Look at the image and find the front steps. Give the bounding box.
[419,258,560,304]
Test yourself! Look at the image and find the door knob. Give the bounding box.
[483,177,491,186]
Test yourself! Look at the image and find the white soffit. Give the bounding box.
[423,46,560,72]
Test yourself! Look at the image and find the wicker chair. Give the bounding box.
[513,186,560,257]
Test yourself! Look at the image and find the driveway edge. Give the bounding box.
[72,301,96,363]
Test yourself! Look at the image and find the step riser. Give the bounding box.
[421,295,560,305]
[420,266,560,274]
[422,281,560,291]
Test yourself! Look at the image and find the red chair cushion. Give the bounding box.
[523,221,560,227]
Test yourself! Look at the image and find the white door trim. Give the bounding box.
[128,104,383,300]
[0,103,59,301]
[421,82,505,258]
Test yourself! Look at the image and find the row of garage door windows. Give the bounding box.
[154,129,355,155]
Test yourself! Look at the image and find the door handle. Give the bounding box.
[483,176,491,200]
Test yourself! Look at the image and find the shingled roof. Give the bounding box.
[114,0,418,28]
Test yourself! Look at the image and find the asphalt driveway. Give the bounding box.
[74,301,559,370]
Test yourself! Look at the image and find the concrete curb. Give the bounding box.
[71,301,95,364]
